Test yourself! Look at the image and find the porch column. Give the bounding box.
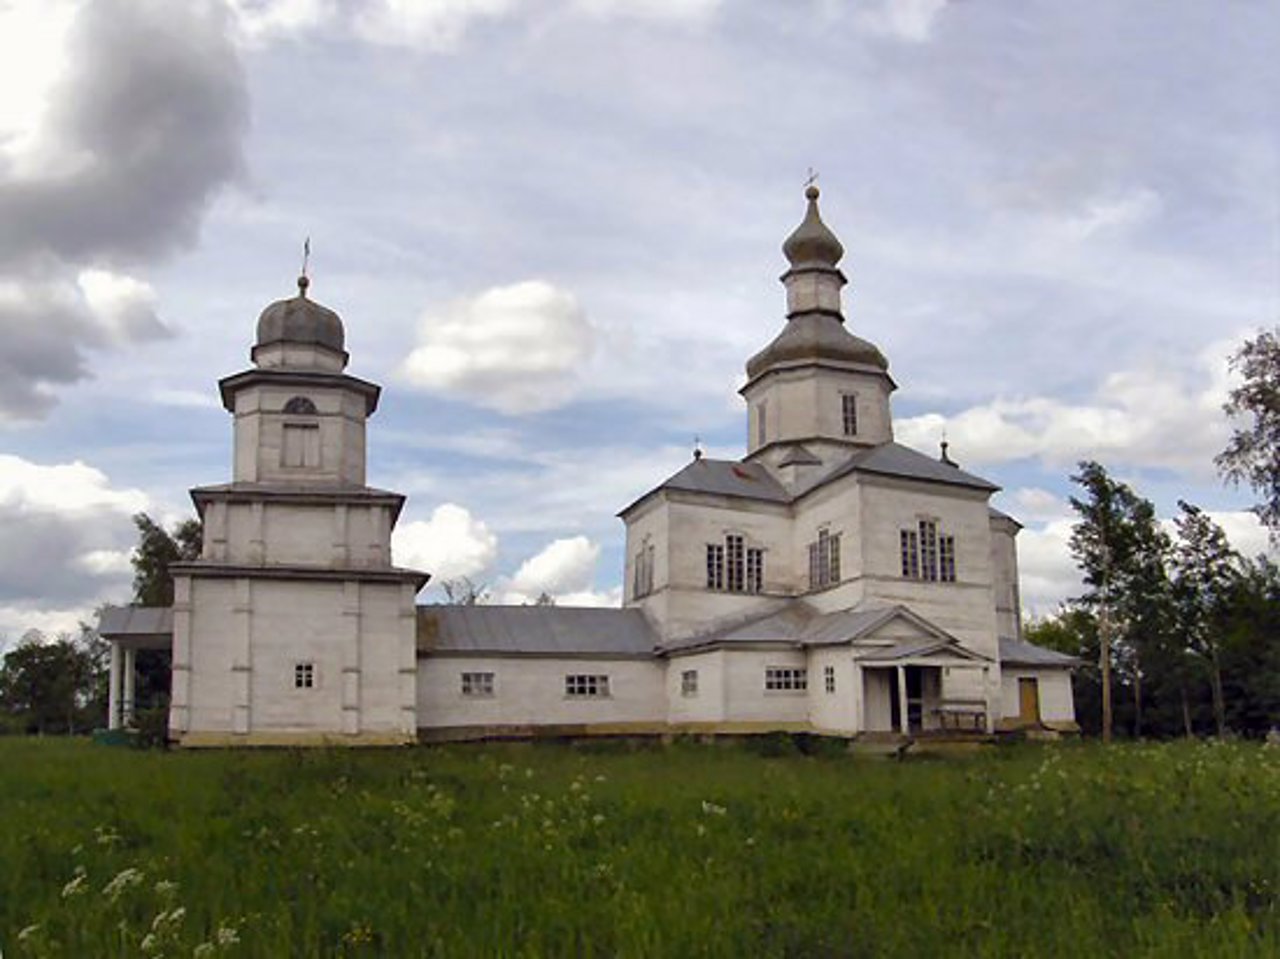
[122,647,137,727]
[108,642,122,730]
[896,665,909,735]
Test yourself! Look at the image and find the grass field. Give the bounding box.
[1,737,1277,958]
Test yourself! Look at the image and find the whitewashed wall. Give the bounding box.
[1000,669,1076,725]
[989,515,1022,642]
[722,648,809,724]
[807,647,859,734]
[416,656,666,729]
[665,649,727,724]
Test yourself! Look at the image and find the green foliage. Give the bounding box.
[130,513,202,608]
[0,626,105,735]
[1217,327,1280,541]
[0,740,1277,957]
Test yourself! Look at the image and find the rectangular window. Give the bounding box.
[565,674,610,698]
[939,535,956,583]
[900,529,920,579]
[809,529,841,590]
[764,667,807,692]
[842,394,858,436]
[746,548,763,594]
[460,671,495,697]
[294,662,315,689]
[919,520,938,582]
[633,542,655,599]
[725,534,745,592]
[824,665,836,694]
[282,423,320,468]
[706,544,724,590]
[756,403,767,447]
[681,669,698,697]
[646,544,655,592]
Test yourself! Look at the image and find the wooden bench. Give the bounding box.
[933,700,988,732]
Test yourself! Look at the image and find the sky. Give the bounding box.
[0,0,1276,644]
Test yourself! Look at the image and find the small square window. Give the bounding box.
[461,671,495,697]
[294,662,315,689]
[681,669,698,697]
[824,665,836,694]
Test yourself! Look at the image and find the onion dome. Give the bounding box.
[745,315,888,379]
[782,185,844,268]
[255,275,345,355]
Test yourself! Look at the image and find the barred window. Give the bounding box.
[681,669,698,697]
[901,521,956,582]
[294,662,315,689]
[824,665,836,694]
[764,667,807,692]
[939,535,957,583]
[808,529,841,590]
[461,671,494,697]
[707,536,763,594]
[919,519,939,582]
[842,394,858,436]
[706,544,724,590]
[565,674,610,698]
[726,534,745,592]
[900,529,920,579]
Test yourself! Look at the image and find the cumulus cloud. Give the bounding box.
[226,0,336,43]
[354,0,514,51]
[0,0,247,419]
[0,455,149,638]
[392,503,499,580]
[400,280,595,414]
[896,340,1239,476]
[492,535,620,606]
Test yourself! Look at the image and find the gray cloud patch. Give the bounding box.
[0,0,248,266]
[0,0,247,420]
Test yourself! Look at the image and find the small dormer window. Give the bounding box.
[284,396,318,415]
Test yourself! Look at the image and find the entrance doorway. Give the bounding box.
[1018,677,1040,725]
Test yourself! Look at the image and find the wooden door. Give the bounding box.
[1018,677,1040,724]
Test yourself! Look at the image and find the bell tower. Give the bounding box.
[742,186,896,483]
[167,270,429,746]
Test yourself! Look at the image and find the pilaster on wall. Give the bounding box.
[331,504,350,567]
[399,582,419,736]
[232,577,252,734]
[249,502,265,564]
[170,575,193,733]
[341,580,361,735]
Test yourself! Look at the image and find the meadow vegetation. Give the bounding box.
[2,737,1278,957]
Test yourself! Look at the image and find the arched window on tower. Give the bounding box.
[283,396,318,415]
[281,396,320,468]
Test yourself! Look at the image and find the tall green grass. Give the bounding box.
[1,738,1277,957]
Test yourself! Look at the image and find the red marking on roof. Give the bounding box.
[731,466,755,480]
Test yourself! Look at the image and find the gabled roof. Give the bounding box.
[999,636,1080,668]
[619,457,791,515]
[854,636,992,665]
[797,442,999,498]
[662,601,984,658]
[418,605,658,657]
[776,443,823,467]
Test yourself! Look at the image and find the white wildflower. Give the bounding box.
[62,871,88,899]
[216,924,240,946]
[103,867,144,900]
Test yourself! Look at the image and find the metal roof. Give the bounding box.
[98,605,173,639]
[799,442,1000,497]
[418,605,658,657]
[999,636,1080,668]
[620,457,791,514]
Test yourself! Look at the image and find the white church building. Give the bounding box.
[100,187,1077,746]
